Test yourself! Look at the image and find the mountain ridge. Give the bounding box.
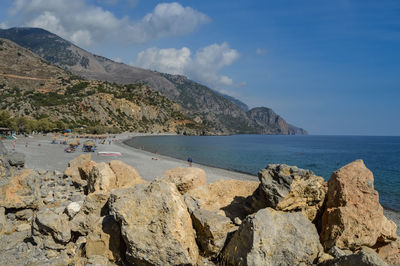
[0,27,307,135]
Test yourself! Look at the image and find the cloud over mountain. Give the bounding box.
[134,43,240,87]
[5,0,210,47]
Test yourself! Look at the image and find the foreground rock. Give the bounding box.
[88,161,145,194]
[320,160,397,251]
[164,167,206,194]
[64,154,92,186]
[108,160,145,188]
[191,208,237,258]
[185,179,259,219]
[251,164,315,211]
[276,174,327,222]
[0,169,38,209]
[109,179,199,265]
[222,208,323,265]
[321,247,388,266]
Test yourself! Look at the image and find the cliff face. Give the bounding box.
[0,38,205,134]
[247,107,308,135]
[0,27,307,135]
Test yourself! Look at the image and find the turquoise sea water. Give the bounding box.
[125,135,400,211]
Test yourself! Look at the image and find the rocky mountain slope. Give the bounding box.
[0,38,205,134]
[0,27,307,135]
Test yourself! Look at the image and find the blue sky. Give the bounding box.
[1,0,399,135]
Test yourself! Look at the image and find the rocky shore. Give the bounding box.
[0,138,399,265]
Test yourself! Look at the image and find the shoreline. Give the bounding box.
[1,133,399,234]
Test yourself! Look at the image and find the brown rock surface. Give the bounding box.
[85,215,122,263]
[109,160,145,188]
[64,154,92,185]
[376,239,400,266]
[109,179,199,265]
[185,179,259,219]
[164,167,206,194]
[87,162,116,193]
[77,160,96,181]
[0,169,38,209]
[320,160,397,251]
[276,174,327,222]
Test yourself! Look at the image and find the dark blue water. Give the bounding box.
[125,135,400,211]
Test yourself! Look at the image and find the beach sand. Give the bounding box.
[2,133,256,183]
[2,133,399,235]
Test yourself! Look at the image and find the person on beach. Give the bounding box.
[187,156,193,167]
[12,140,16,150]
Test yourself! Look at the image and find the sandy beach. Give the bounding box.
[1,133,257,183]
[2,133,399,234]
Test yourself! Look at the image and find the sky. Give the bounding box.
[1,0,399,135]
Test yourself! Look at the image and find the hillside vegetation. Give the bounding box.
[0,38,205,134]
[0,27,307,135]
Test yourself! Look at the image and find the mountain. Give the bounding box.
[0,38,205,134]
[0,27,307,135]
[247,107,307,135]
[214,91,249,111]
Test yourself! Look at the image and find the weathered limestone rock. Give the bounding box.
[164,167,206,194]
[78,160,96,181]
[222,208,323,266]
[0,207,5,233]
[191,208,237,258]
[70,193,109,236]
[85,215,122,263]
[320,160,397,251]
[376,238,400,266]
[15,208,33,221]
[320,247,388,266]
[109,179,199,265]
[88,162,116,193]
[0,169,39,209]
[276,174,327,222]
[109,160,145,188]
[33,207,71,249]
[64,154,92,185]
[185,179,259,219]
[66,201,82,219]
[251,164,314,211]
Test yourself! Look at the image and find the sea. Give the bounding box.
[125,135,400,212]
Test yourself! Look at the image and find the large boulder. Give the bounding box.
[85,215,123,263]
[164,167,206,194]
[185,179,259,219]
[0,169,39,209]
[376,238,400,266]
[320,160,397,251]
[320,247,388,266]
[64,154,92,185]
[191,208,237,258]
[109,179,199,265]
[87,162,117,193]
[222,208,323,266]
[251,164,314,211]
[108,160,145,188]
[32,207,71,249]
[276,174,327,222]
[70,193,109,236]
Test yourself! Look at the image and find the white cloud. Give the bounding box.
[256,48,268,55]
[127,2,210,43]
[7,1,210,47]
[133,43,241,88]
